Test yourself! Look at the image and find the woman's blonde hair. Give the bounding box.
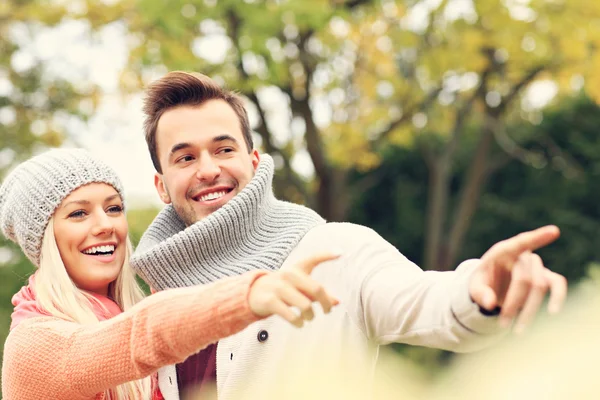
[35,218,153,399]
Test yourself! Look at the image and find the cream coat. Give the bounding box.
[159,223,505,400]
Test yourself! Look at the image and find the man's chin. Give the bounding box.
[174,205,201,227]
[178,190,238,226]
[188,204,224,225]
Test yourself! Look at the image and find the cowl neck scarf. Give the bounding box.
[131,154,325,290]
[10,273,122,330]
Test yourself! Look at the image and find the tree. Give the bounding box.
[0,0,110,373]
[350,93,600,379]
[349,93,600,283]
[115,0,600,272]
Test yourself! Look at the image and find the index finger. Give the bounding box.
[485,225,560,263]
[293,252,341,275]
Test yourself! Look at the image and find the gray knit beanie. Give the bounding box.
[0,148,125,267]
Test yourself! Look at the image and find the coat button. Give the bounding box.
[257,330,269,342]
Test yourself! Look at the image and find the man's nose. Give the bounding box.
[195,156,221,182]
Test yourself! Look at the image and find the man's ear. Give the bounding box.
[251,149,260,171]
[154,173,171,204]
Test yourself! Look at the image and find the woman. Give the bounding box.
[0,148,338,399]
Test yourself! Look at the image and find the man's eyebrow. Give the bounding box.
[169,142,192,156]
[213,135,239,144]
[169,136,238,157]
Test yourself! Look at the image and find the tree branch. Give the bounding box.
[422,46,495,270]
[486,153,512,174]
[496,64,546,114]
[541,136,585,180]
[483,64,550,169]
[336,0,373,9]
[442,63,547,268]
[443,48,497,159]
[292,30,329,182]
[370,0,459,149]
[417,136,437,169]
[225,9,309,200]
[444,125,495,269]
[372,87,443,147]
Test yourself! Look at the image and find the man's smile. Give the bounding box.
[191,185,235,205]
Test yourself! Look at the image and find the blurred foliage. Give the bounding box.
[350,93,600,283]
[127,206,161,248]
[111,0,600,270]
[127,206,161,294]
[5,0,599,270]
[0,1,98,382]
[352,94,600,375]
[0,2,103,171]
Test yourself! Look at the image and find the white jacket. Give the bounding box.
[158,223,505,399]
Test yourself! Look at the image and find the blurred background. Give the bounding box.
[1,0,600,396]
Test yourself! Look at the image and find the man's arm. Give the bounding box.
[357,249,503,352]
[337,225,566,353]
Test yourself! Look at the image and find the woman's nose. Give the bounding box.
[91,213,115,236]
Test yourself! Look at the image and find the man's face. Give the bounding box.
[154,100,260,226]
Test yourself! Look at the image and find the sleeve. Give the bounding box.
[1,270,266,400]
[342,226,507,353]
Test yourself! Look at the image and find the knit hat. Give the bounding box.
[0,148,125,267]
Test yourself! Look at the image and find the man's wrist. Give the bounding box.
[478,305,501,317]
[470,295,501,316]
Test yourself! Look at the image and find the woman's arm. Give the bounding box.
[2,252,339,400]
[2,271,264,399]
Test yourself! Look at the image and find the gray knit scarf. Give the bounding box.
[130,155,325,290]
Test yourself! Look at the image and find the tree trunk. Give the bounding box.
[442,126,495,270]
[423,153,452,270]
[316,167,349,222]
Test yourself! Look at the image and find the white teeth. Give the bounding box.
[83,245,115,255]
[199,191,227,202]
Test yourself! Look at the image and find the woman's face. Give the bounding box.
[52,183,128,296]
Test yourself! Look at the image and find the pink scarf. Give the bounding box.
[10,273,164,399]
[10,273,122,330]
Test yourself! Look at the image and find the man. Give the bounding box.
[130,71,567,400]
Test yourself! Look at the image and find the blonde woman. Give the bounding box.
[0,148,339,400]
